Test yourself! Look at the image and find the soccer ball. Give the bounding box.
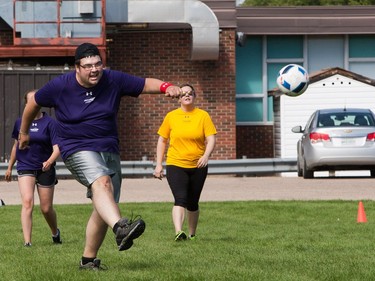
[276,64,309,97]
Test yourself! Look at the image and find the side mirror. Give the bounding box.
[291,125,303,133]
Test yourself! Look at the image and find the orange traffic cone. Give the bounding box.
[357,201,367,223]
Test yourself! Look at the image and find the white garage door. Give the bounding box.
[280,74,375,159]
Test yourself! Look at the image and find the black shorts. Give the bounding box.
[18,168,58,187]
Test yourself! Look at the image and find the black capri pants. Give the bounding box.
[166,165,208,211]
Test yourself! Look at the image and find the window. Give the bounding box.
[235,34,375,125]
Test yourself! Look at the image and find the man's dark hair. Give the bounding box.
[74,43,101,64]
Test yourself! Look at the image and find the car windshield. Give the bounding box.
[318,112,375,127]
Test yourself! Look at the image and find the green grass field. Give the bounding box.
[1,200,375,281]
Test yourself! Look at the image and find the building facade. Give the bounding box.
[0,0,237,161]
[235,6,375,158]
[2,2,375,162]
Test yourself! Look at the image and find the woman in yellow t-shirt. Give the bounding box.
[154,83,217,241]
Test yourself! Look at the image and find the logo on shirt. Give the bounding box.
[30,122,39,133]
[84,92,95,104]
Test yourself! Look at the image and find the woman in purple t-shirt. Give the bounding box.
[5,90,62,247]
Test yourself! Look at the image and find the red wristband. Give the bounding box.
[160,82,173,93]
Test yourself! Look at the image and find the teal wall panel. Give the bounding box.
[236,36,262,94]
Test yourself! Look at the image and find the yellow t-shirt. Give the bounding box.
[158,108,217,168]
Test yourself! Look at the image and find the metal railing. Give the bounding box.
[0,158,297,178]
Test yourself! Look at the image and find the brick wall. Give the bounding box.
[0,30,13,46]
[107,29,237,161]
[1,28,276,161]
[236,125,274,158]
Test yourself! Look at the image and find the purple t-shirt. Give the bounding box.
[35,69,145,160]
[12,112,59,171]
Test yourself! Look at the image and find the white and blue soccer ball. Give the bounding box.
[276,64,309,97]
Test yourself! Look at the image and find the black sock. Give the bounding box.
[81,257,95,265]
[113,222,120,234]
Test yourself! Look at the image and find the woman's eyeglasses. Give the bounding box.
[179,91,194,98]
[79,61,103,70]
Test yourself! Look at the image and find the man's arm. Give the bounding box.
[142,78,182,98]
[18,95,41,149]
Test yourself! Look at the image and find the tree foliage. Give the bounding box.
[241,0,375,6]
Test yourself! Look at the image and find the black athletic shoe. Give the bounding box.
[115,216,146,251]
[52,228,62,244]
[79,259,108,271]
[174,231,187,241]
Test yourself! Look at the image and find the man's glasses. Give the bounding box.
[179,91,194,98]
[79,61,103,70]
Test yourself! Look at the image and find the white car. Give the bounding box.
[292,108,375,178]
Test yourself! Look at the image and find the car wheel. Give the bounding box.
[303,159,314,179]
[297,158,303,177]
[370,169,375,178]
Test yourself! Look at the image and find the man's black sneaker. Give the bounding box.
[52,228,62,244]
[79,259,108,271]
[115,217,146,251]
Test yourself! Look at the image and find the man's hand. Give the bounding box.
[18,133,30,150]
[165,85,182,99]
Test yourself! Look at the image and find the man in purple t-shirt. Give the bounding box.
[17,43,182,270]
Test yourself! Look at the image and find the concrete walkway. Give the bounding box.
[1,175,375,205]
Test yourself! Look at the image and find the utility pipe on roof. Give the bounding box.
[128,0,219,60]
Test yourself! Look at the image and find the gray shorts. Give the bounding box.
[64,151,122,202]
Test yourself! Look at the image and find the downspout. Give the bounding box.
[128,0,219,60]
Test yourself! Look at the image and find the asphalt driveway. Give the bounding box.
[1,175,375,205]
